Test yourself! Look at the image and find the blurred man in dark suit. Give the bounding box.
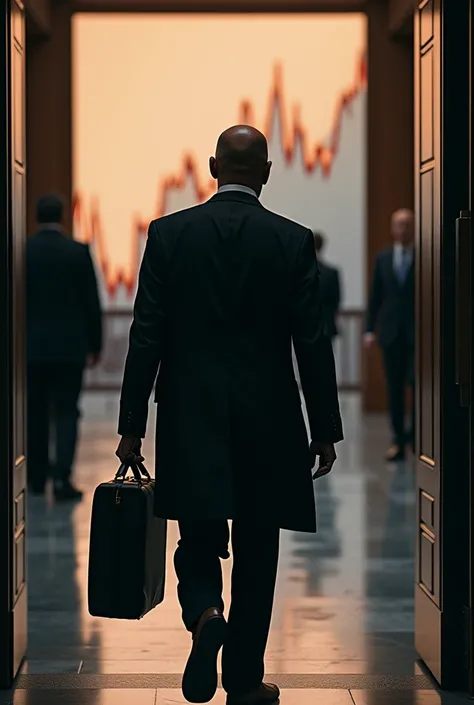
[313,231,342,339]
[26,194,102,500]
[116,125,343,705]
[364,208,414,462]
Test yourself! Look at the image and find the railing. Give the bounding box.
[85,310,131,392]
[85,309,364,392]
[292,309,363,393]
[334,309,364,391]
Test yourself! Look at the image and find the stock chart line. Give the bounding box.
[73,53,367,298]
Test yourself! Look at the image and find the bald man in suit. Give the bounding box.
[365,208,415,462]
[117,126,343,705]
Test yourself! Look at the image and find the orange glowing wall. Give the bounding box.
[72,13,367,307]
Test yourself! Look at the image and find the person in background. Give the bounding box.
[26,194,103,500]
[313,231,342,339]
[116,125,343,705]
[364,208,415,462]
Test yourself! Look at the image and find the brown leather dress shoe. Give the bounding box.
[182,607,227,703]
[226,682,280,705]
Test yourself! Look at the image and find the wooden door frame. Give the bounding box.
[364,0,414,412]
[73,0,366,9]
[0,0,28,690]
[414,0,471,689]
[469,0,474,694]
[0,1,14,685]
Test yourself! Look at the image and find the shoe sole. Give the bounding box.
[182,616,227,703]
[226,694,280,705]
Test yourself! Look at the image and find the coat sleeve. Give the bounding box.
[291,229,343,444]
[82,244,103,355]
[366,255,382,333]
[326,268,341,322]
[334,269,341,312]
[118,220,165,438]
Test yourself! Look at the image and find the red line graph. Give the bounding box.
[73,53,367,298]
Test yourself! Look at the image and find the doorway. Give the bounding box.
[1,0,473,698]
[29,8,374,681]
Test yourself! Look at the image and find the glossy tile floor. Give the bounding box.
[3,393,470,703]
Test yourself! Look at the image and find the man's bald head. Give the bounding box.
[391,208,414,245]
[209,125,272,196]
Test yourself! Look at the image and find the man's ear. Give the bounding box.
[209,156,218,180]
[262,161,272,185]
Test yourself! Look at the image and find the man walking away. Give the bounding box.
[116,126,343,704]
[364,208,415,462]
[27,194,103,500]
[313,231,342,339]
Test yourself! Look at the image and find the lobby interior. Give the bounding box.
[1,0,473,703]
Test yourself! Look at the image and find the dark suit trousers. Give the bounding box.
[382,340,415,447]
[27,362,84,488]
[174,519,280,695]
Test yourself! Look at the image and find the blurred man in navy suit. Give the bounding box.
[364,208,414,462]
[26,194,103,500]
[312,231,342,340]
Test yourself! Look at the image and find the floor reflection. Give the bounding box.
[2,689,472,705]
[25,393,419,679]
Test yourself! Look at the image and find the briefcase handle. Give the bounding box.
[115,460,152,484]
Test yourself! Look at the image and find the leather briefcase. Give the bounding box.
[88,461,167,620]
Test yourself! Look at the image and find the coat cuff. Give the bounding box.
[310,412,344,444]
[118,407,147,439]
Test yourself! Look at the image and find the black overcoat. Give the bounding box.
[119,191,343,533]
[26,227,102,365]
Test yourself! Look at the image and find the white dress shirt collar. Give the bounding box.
[217,184,258,199]
[393,242,413,265]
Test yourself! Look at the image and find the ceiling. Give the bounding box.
[72,0,368,12]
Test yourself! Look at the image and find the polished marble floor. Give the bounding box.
[3,393,469,703]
